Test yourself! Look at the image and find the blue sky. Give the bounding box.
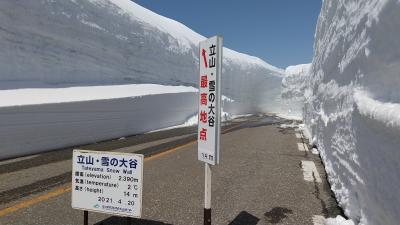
[132,0,322,69]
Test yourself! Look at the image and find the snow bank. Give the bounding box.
[280,63,310,118]
[303,0,400,224]
[325,216,355,225]
[0,88,198,159]
[0,84,244,159]
[0,0,283,114]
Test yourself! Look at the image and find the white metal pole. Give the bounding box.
[204,163,212,225]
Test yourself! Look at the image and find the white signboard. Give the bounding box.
[71,150,143,218]
[198,36,223,165]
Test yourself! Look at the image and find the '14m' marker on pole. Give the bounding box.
[198,36,223,225]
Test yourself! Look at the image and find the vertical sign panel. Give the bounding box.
[198,36,223,165]
[72,150,143,218]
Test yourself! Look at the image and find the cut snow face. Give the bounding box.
[0,90,198,159]
[0,83,253,160]
[302,0,400,224]
[0,84,200,159]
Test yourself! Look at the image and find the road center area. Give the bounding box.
[0,115,341,225]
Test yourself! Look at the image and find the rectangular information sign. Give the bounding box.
[71,150,143,218]
[198,36,223,165]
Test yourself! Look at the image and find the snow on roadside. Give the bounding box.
[276,113,302,121]
[153,105,243,132]
[302,0,400,224]
[279,122,299,129]
[324,216,355,225]
[0,83,250,159]
[149,114,198,132]
[0,90,198,159]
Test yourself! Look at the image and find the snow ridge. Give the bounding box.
[354,89,400,128]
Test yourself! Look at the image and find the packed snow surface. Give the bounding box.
[302,0,400,224]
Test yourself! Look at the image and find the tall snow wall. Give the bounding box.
[0,0,283,114]
[304,1,400,224]
[0,92,198,159]
[281,64,310,119]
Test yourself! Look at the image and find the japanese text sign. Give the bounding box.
[198,36,223,165]
[71,150,143,218]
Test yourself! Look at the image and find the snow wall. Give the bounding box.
[0,0,283,114]
[303,1,400,224]
[281,64,311,119]
[0,92,198,159]
[0,0,284,159]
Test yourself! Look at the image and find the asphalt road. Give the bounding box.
[0,114,342,225]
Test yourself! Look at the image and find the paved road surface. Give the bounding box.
[0,114,342,225]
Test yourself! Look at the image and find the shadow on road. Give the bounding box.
[95,211,261,225]
[94,216,173,225]
[228,211,260,225]
[264,207,293,224]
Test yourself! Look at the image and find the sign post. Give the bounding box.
[72,150,144,224]
[198,36,223,225]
